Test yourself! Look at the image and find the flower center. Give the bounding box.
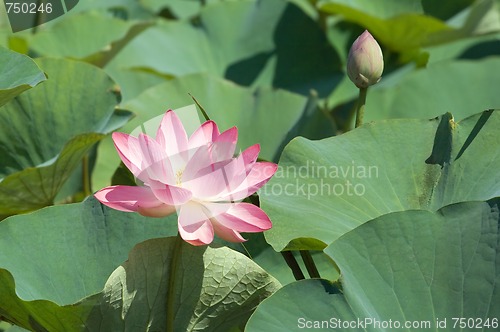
[175,169,184,186]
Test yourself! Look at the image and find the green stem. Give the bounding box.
[189,93,211,122]
[300,250,320,278]
[354,87,368,128]
[167,234,183,331]
[82,155,91,197]
[281,251,305,280]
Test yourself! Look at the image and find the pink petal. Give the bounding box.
[210,221,246,243]
[241,144,260,168]
[218,162,277,201]
[215,144,261,192]
[182,131,238,184]
[182,145,217,183]
[112,132,144,178]
[137,204,178,218]
[182,143,259,197]
[178,202,215,245]
[148,179,192,206]
[182,164,232,199]
[137,133,175,184]
[94,185,176,217]
[156,111,189,159]
[182,151,250,199]
[205,202,272,232]
[184,127,238,177]
[222,144,262,183]
[188,120,220,149]
[211,127,238,161]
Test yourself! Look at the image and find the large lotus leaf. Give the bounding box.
[0,198,280,330]
[261,110,500,251]
[0,197,177,305]
[84,238,280,331]
[0,58,129,215]
[92,73,329,189]
[319,0,500,55]
[319,1,450,53]
[318,0,483,21]
[246,199,500,331]
[107,0,341,97]
[29,12,152,67]
[365,58,500,121]
[0,196,177,329]
[0,46,46,107]
[0,134,105,215]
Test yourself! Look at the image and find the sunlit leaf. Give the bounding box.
[0,58,129,215]
[0,46,46,107]
[261,110,500,250]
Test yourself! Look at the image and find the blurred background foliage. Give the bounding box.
[2,0,498,193]
[1,0,499,193]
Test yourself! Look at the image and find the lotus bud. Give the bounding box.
[347,30,384,89]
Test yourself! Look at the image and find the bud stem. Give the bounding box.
[300,250,321,278]
[355,87,368,128]
[281,251,305,280]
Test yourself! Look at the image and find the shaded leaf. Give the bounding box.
[108,0,341,96]
[0,134,104,215]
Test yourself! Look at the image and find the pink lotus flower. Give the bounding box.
[95,110,277,245]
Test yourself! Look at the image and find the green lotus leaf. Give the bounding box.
[247,199,500,331]
[0,197,280,331]
[0,58,131,215]
[29,12,152,67]
[261,110,500,250]
[365,58,500,121]
[319,0,499,54]
[0,46,46,107]
[108,0,341,97]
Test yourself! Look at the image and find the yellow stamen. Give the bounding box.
[175,169,183,186]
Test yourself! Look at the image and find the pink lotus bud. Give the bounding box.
[347,30,384,89]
